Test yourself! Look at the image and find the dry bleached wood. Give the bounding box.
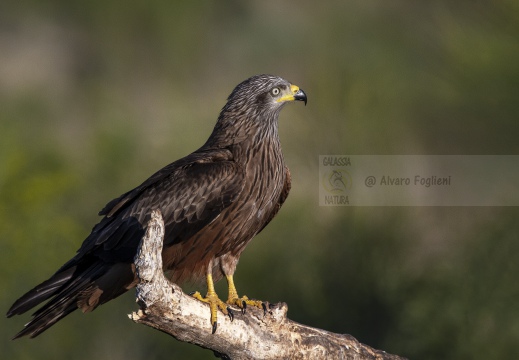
[130,209,406,360]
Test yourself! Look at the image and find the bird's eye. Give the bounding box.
[271,87,280,96]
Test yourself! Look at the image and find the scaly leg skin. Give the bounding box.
[226,275,267,315]
[191,274,232,334]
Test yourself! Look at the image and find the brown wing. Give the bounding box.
[72,148,245,263]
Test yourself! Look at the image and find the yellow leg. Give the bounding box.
[226,275,266,314]
[191,274,229,333]
[226,274,239,301]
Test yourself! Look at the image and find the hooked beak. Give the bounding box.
[277,84,308,106]
[293,88,307,106]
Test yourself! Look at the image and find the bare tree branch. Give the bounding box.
[129,209,407,360]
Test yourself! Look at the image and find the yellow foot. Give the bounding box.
[191,290,233,333]
[225,275,267,315]
[227,295,267,315]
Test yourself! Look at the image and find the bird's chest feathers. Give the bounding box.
[239,142,285,217]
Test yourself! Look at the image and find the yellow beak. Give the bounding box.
[277,84,307,105]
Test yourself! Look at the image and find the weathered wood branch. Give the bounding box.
[129,209,406,360]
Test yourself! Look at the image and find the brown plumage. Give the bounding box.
[7,74,307,338]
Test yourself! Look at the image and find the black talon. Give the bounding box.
[261,302,267,316]
[241,301,247,314]
[188,291,196,296]
[212,321,218,334]
[227,307,234,322]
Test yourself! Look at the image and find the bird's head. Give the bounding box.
[207,74,307,148]
[221,74,307,118]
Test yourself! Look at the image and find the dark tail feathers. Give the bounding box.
[7,262,110,339]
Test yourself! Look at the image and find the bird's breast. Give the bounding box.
[237,140,285,222]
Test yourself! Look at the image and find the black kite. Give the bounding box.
[7,74,307,337]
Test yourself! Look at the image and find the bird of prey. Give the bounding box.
[7,74,307,337]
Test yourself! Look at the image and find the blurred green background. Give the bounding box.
[1,1,519,359]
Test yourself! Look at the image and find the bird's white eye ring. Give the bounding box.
[271,87,280,96]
